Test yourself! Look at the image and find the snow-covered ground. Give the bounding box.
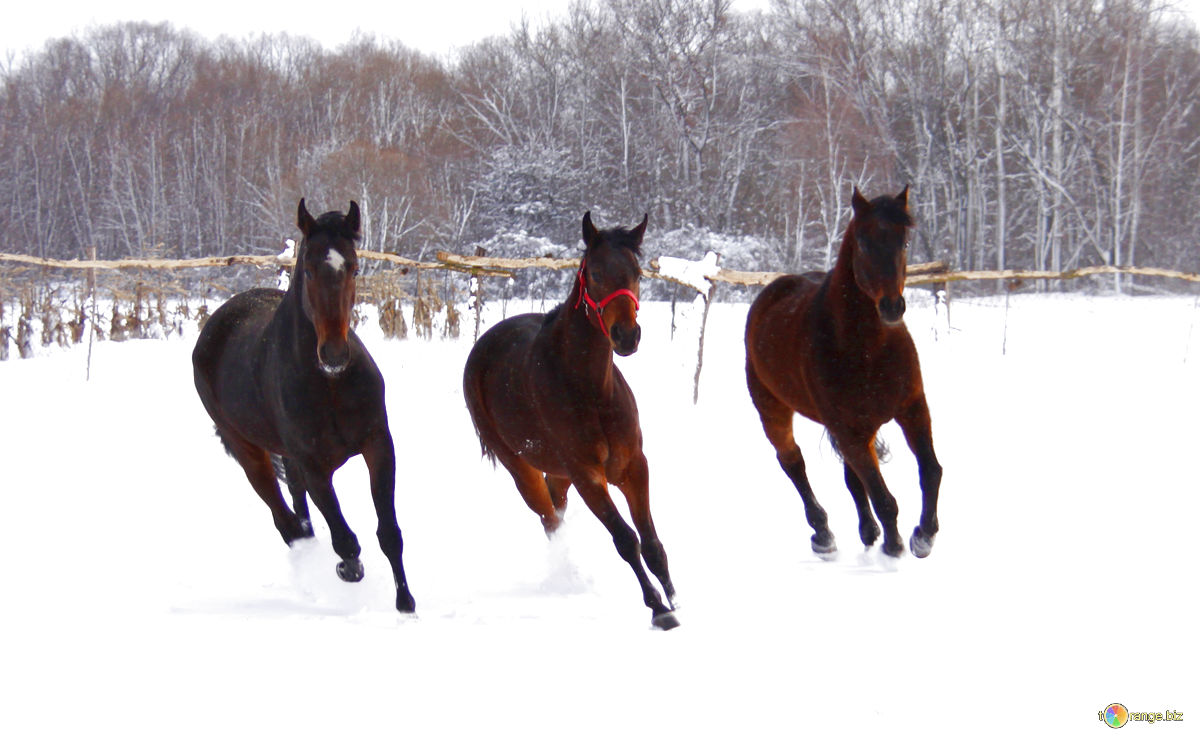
[2,291,1195,735]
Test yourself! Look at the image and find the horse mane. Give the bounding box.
[312,210,363,242]
[599,226,644,257]
[866,195,915,229]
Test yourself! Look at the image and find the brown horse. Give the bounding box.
[192,200,415,612]
[463,212,678,630]
[745,186,942,560]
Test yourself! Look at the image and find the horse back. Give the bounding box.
[192,289,286,445]
[463,313,545,458]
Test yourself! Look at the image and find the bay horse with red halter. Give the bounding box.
[745,186,942,560]
[463,212,678,630]
[192,199,415,613]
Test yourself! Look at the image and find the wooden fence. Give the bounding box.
[4,250,1199,288]
[3,249,1198,394]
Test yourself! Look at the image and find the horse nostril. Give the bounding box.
[877,296,906,323]
[318,340,351,373]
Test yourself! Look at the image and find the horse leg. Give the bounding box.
[839,436,903,557]
[844,462,880,547]
[896,398,943,558]
[282,458,314,537]
[614,453,676,609]
[292,461,364,583]
[546,474,571,517]
[219,427,309,544]
[747,365,835,556]
[497,453,561,536]
[572,468,677,630]
[363,429,416,613]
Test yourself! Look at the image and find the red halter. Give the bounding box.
[574,258,640,339]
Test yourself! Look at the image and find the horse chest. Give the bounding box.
[811,339,915,422]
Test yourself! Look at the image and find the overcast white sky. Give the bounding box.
[0,1,772,61]
[3,0,1198,63]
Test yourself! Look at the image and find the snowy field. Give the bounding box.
[2,290,1195,735]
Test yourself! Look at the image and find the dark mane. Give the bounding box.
[867,195,915,228]
[543,303,565,326]
[314,210,362,241]
[600,226,645,256]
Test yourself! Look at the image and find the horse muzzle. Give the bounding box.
[318,338,352,376]
[610,322,641,357]
[877,295,906,325]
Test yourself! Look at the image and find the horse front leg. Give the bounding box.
[839,435,903,558]
[896,398,942,558]
[614,453,676,609]
[572,467,678,630]
[363,430,416,613]
[294,460,364,583]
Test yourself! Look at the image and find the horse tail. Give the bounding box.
[462,368,499,467]
[214,425,288,481]
[826,432,891,465]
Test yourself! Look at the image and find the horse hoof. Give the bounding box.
[910,529,935,559]
[811,533,837,559]
[396,589,416,614]
[652,611,680,631]
[859,521,880,547]
[336,558,365,582]
[882,539,904,558]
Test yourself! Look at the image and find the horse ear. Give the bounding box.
[631,213,648,243]
[297,199,316,236]
[582,211,597,245]
[851,187,871,217]
[346,201,361,236]
[896,184,910,209]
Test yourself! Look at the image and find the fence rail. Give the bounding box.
[6,250,1198,290]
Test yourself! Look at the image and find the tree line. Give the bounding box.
[2,0,1198,294]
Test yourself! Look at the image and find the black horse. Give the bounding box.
[192,199,415,612]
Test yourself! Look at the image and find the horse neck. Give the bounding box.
[827,231,886,346]
[276,252,319,358]
[547,278,615,392]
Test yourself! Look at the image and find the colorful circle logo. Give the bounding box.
[1104,703,1130,728]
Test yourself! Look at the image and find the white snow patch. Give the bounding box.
[657,251,721,294]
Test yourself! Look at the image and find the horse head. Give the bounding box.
[578,211,647,356]
[848,186,913,325]
[296,199,361,376]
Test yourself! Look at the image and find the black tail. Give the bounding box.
[214,425,287,481]
[827,432,891,464]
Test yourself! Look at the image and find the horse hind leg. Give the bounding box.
[282,457,314,537]
[545,474,571,517]
[497,453,561,536]
[840,439,903,558]
[844,462,881,547]
[217,426,309,545]
[747,365,836,557]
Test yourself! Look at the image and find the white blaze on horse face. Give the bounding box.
[325,248,346,274]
